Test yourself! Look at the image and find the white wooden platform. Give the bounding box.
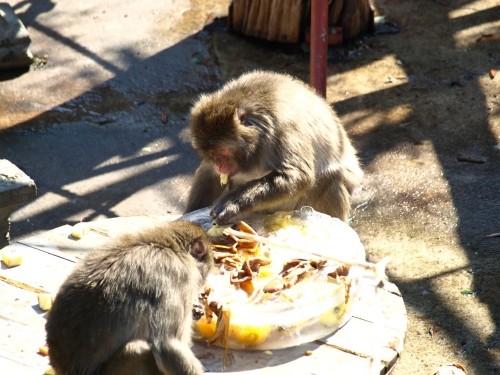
[0,216,407,375]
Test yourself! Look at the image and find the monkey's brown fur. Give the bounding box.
[185,70,363,224]
[45,221,213,375]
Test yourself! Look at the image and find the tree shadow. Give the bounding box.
[1,1,221,236]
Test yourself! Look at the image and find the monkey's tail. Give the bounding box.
[152,339,203,375]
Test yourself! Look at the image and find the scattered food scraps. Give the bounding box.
[1,249,23,267]
[434,363,467,375]
[70,225,91,240]
[38,293,56,311]
[476,33,500,43]
[456,151,487,164]
[38,345,49,356]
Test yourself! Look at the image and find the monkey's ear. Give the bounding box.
[234,107,258,126]
[235,107,264,128]
[235,107,247,124]
[189,239,209,261]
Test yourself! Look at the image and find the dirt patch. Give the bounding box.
[212,1,499,374]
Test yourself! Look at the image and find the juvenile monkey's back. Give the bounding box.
[45,221,212,375]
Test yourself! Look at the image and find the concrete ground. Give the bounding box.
[0,0,499,374]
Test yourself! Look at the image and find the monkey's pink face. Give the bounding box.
[213,148,239,176]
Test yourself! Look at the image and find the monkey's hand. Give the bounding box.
[211,171,306,224]
[211,200,241,225]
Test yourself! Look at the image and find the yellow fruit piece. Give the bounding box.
[70,225,91,240]
[38,345,49,356]
[43,366,56,375]
[258,265,274,278]
[319,303,346,327]
[195,315,217,339]
[207,225,228,237]
[220,173,229,186]
[37,293,56,311]
[230,324,271,346]
[2,249,23,268]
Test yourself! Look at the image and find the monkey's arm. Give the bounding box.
[211,168,313,224]
[185,161,226,213]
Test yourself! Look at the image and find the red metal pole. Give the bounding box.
[310,0,328,98]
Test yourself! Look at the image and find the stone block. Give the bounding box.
[0,3,33,70]
[0,219,9,248]
[0,159,37,207]
[0,159,37,248]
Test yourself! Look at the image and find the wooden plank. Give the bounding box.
[241,0,253,36]
[318,281,407,368]
[19,223,111,260]
[0,242,75,294]
[18,215,175,260]
[353,282,408,334]
[278,0,303,42]
[232,0,251,33]
[319,316,402,365]
[192,339,385,374]
[0,281,50,375]
[231,0,243,32]
[302,344,385,375]
[244,0,261,35]
[254,0,271,39]
[194,340,322,373]
[0,355,49,375]
[266,0,284,41]
[231,0,304,43]
[330,0,345,25]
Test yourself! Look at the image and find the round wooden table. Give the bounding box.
[0,215,406,375]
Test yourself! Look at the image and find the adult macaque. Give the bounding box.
[185,70,363,224]
[45,221,213,375]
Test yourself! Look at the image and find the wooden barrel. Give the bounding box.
[228,0,374,44]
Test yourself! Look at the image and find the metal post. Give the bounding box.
[310,0,328,98]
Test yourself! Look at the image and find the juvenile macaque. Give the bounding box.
[45,221,213,375]
[185,70,363,224]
